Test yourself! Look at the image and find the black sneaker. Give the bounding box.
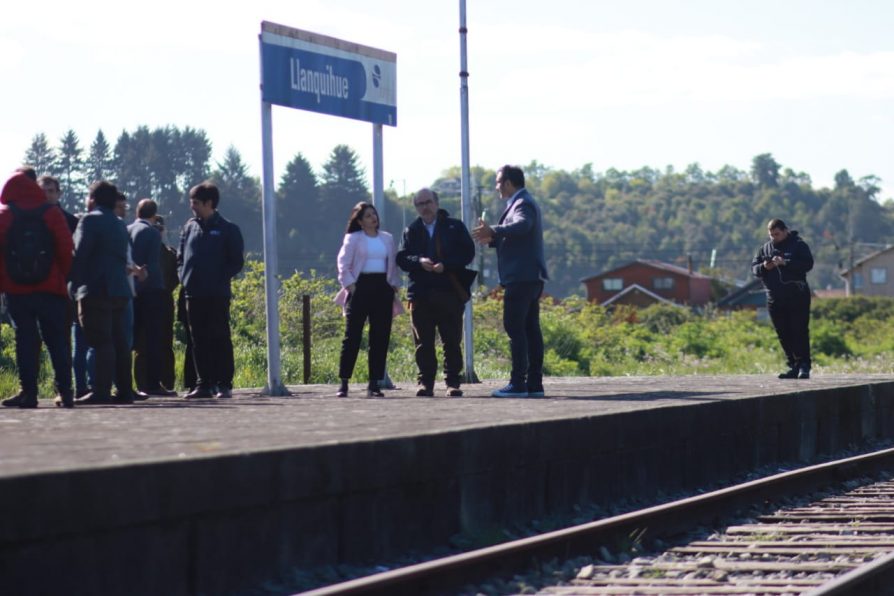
[491,383,528,398]
[798,368,811,379]
[415,386,434,397]
[445,387,463,397]
[2,392,38,408]
[778,368,799,379]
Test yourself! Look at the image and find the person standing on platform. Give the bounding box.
[472,165,549,398]
[150,216,179,393]
[397,189,475,397]
[129,199,176,397]
[752,218,814,379]
[69,181,135,405]
[0,171,74,408]
[334,202,403,398]
[178,182,244,399]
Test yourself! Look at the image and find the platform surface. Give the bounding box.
[1,374,889,478]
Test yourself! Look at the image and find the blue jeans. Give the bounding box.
[502,281,544,389]
[7,293,72,397]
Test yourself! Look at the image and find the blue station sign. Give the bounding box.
[260,21,397,126]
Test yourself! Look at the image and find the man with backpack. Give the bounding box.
[0,171,74,408]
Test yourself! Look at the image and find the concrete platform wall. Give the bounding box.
[2,381,893,594]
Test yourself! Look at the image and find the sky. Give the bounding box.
[2,0,893,204]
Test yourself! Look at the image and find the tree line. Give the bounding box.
[21,129,890,296]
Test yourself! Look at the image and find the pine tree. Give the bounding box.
[212,146,262,255]
[276,153,320,272]
[56,130,86,211]
[22,133,57,175]
[85,130,113,184]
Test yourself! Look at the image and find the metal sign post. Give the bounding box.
[459,1,478,383]
[258,21,397,394]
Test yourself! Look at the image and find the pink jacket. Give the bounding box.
[334,230,405,316]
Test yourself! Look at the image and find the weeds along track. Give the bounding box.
[305,447,894,595]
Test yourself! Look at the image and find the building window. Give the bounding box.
[871,268,887,284]
[652,277,675,290]
[853,272,864,289]
[602,278,623,291]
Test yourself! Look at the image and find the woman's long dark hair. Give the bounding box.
[346,201,379,234]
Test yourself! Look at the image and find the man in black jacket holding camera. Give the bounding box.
[397,188,475,397]
[752,218,814,379]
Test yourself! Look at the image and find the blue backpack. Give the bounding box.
[5,203,55,285]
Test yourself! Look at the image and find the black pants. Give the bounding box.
[503,281,545,389]
[768,287,811,370]
[78,295,132,398]
[177,290,196,390]
[7,293,72,398]
[132,290,166,391]
[338,274,394,383]
[186,295,234,391]
[410,289,464,388]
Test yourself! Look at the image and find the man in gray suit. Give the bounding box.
[69,181,135,405]
[473,165,549,397]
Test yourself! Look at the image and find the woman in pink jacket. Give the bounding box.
[334,202,403,397]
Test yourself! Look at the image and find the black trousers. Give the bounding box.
[410,289,464,388]
[132,290,166,391]
[186,295,234,391]
[338,274,394,383]
[7,293,72,398]
[78,295,132,398]
[177,290,196,390]
[503,281,545,389]
[768,287,811,369]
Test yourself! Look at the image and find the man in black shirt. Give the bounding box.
[178,182,244,399]
[751,218,814,379]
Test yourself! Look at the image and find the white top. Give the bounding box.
[361,234,387,273]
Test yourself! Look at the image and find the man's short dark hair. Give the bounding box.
[136,198,158,219]
[37,175,60,192]
[189,181,220,209]
[89,181,119,209]
[498,165,525,189]
[15,166,37,181]
[768,218,788,231]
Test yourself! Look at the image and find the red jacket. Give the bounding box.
[0,173,73,297]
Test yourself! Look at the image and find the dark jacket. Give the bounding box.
[177,211,244,298]
[751,230,813,300]
[128,219,164,294]
[489,188,549,285]
[69,206,132,300]
[397,209,475,301]
[56,205,78,235]
[0,173,73,297]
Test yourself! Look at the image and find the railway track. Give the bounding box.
[304,448,894,596]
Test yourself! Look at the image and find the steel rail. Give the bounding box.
[302,447,894,595]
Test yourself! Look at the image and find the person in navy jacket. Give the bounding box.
[177,182,244,399]
[473,165,549,398]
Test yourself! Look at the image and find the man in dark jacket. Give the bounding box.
[0,171,74,408]
[129,198,176,397]
[70,181,136,404]
[473,165,549,397]
[397,189,475,397]
[178,181,244,399]
[752,218,814,379]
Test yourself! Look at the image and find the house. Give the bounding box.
[839,245,894,297]
[581,260,713,307]
[716,278,766,310]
